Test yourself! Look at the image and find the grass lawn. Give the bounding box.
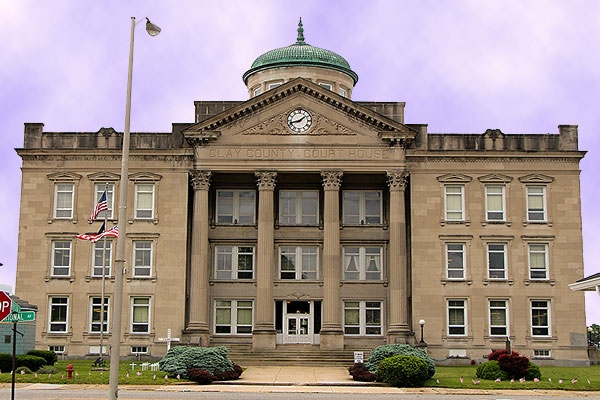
[429,365,600,391]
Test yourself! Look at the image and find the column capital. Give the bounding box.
[255,171,277,190]
[189,170,212,191]
[387,170,409,191]
[321,171,343,190]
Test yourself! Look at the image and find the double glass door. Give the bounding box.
[283,301,312,344]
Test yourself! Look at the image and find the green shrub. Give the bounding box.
[159,346,235,379]
[0,353,11,372]
[476,360,508,380]
[526,362,542,380]
[16,366,33,374]
[365,344,435,378]
[376,355,429,387]
[16,355,46,372]
[27,350,57,366]
[37,365,59,374]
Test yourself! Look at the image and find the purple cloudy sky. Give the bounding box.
[1,1,599,323]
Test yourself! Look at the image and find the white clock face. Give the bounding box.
[287,109,312,133]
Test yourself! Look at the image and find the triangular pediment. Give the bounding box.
[478,173,513,184]
[437,173,472,183]
[518,173,554,184]
[87,172,121,182]
[183,78,416,147]
[47,172,82,181]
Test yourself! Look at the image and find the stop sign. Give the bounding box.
[0,291,12,322]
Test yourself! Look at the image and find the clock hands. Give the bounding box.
[291,115,306,124]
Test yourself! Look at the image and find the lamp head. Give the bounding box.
[145,18,161,36]
[419,319,426,326]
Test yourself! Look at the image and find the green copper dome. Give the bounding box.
[243,19,358,85]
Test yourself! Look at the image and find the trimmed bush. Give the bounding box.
[16,355,46,372]
[348,363,378,382]
[37,365,59,374]
[0,353,11,372]
[376,355,429,387]
[16,366,33,374]
[476,360,508,380]
[27,350,57,366]
[187,368,216,384]
[498,352,530,379]
[159,346,235,379]
[365,344,435,378]
[488,349,511,361]
[526,362,542,380]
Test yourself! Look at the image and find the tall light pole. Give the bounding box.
[109,16,160,400]
[418,319,427,347]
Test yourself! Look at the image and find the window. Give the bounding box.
[444,185,464,221]
[533,349,551,358]
[487,243,507,279]
[131,346,148,354]
[214,300,253,335]
[93,183,114,220]
[268,82,282,90]
[279,190,318,225]
[526,186,546,221]
[447,299,466,336]
[215,246,254,279]
[339,87,347,97]
[48,345,65,354]
[531,300,550,336]
[279,246,318,280]
[134,183,155,219]
[51,241,72,276]
[446,243,465,279]
[318,82,333,91]
[54,183,74,218]
[216,190,256,224]
[486,185,505,221]
[343,301,382,335]
[489,300,508,336]
[133,241,153,277]
[49,296,69,333]
[90,297,109,333]
[528,243,548,280]
[343,246,382,280]
[4,335,10,344]
[131,297,151,334]
[253,87,262,97]
[92,241,112,277]
[343,191,382,225]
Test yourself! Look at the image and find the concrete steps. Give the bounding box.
[221,344,371,366]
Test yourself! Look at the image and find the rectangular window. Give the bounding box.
[528,243,548,280]
[343,191,382,225]
[527,186,546,221]
[131,297,150,334]
[51,241,72,276]
[133,241,153,277]
[531,300,550,336]
[135,183,155,219]
[90,297,109,333]
[214,300,253,335]
[93,183,114,219]
[533,349,551,358]
[487,243,507,280]
[279,190,318,225]
[343,246,382,280]
[343,301,382,336]
[489,299,508,336]
[268,82,282,90]
[446,243,465,279]
[486,185,505,221]
[92,241,112,277]
[319,82,333,90]
[279,246,318,280]
[48,345,65,354]
[215,246,254,279]
[49,296,69,333]
[216,190,256,224]
[447,299,466,336]
[54,183,74,219]
[131,346,148,354]
[253,87,262,97]
[339,88,347,97]
[445,185,464,221]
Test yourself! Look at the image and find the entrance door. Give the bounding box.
[283,301,313,344]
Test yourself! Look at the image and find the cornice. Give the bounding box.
[19,154,193,163]
[406,155,582,163]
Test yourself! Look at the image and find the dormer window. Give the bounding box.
[253,87,262,97]
[318,82,333,91]
[268,82,282,90]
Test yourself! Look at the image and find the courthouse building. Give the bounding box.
[15,21,589,364]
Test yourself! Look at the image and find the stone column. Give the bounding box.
[320,170,344,350]
[386,170,411,343]
[253,171,277,350]
[184,170,212,346]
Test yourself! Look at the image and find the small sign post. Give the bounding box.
[354,351,364,364]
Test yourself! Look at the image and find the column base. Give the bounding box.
[252,328,276,350]
[182,322,210,347]
[319,329,344,350]
[386,324,412,345]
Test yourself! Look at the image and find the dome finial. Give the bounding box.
[296,17,305,43]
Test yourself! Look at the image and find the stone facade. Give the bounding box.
[14,32,588,365]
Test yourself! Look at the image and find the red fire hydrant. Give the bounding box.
[66,364,74,379]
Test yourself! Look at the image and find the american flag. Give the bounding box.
[77,223,119,243]
[89,191,108,222]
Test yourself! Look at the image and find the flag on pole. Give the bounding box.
[89,191,108,222]
[77,223,119,243]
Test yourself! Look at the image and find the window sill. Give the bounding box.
[129,218,159,225]
[481,220,512,227]
[441,279,472,286]
[86,275,115,283]
[483,279,514,285]
[210,279,256,285]
[45,275,75,282]
[524,279,555,286]
[522,220,553,227]
[441,219,471,227]
[341,280,388,287]
[127,276,157,283]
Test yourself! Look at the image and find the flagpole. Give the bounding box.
[100,183,108,363]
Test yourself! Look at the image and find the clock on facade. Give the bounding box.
[287,108,312,133]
